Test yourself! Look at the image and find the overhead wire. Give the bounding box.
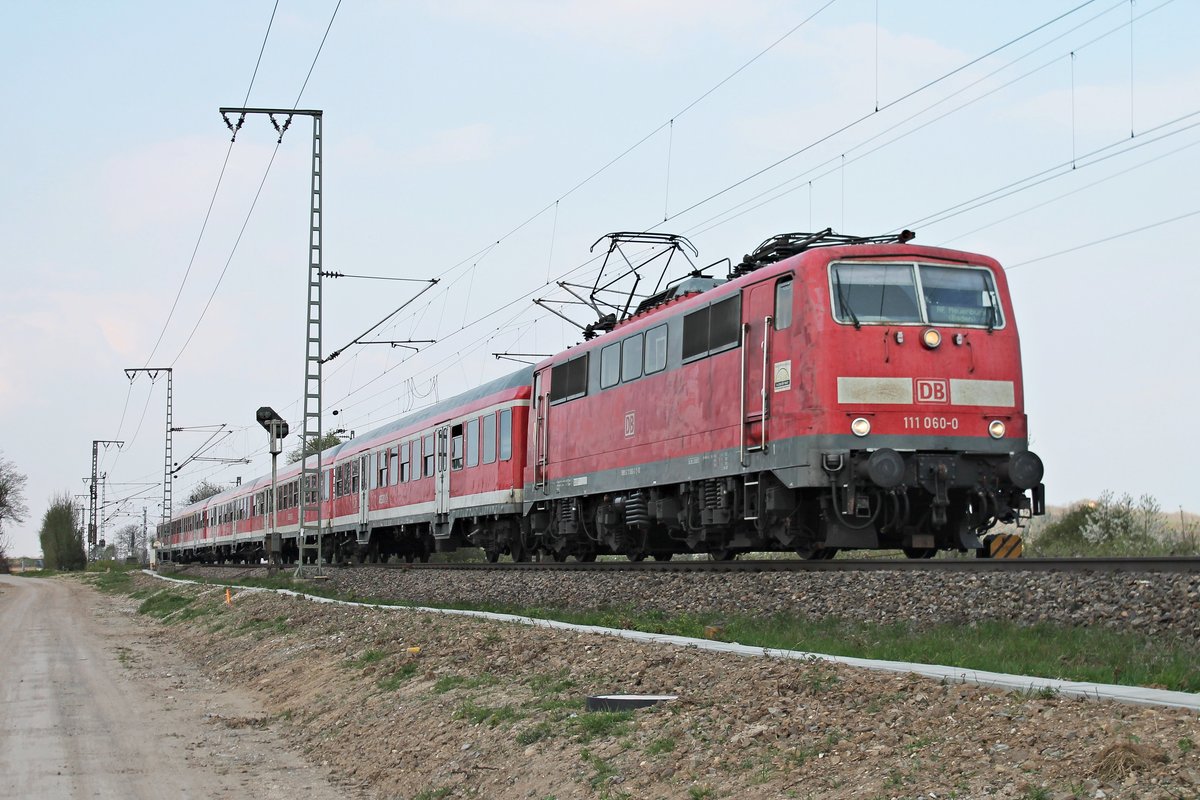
[170,0,342,367]
[676,0,1150,238]
[938,134,1200,245]
[663,0,1104,225]
[112,0,336,499]
[142,0,280,366]
[1007,208,1200,269]
[165,1,1161,494]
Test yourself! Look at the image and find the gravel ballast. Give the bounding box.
[171,564,1200,640]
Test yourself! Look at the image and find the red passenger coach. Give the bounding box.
[159,370,532,564]
[524,230,1044,560]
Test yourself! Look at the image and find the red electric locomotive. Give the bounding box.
[157,229,1042,564]
[523,229,1043,560]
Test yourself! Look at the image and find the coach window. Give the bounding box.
[410,439,420,480]
[644,324,667,374]
[389,447,399,486]
[482,412,497,464]
[423,434,435,477]
[549,353,589,403]
[377,451,388,488]
[399,443,409,483]
[622,333,643,382]
[466,418,480,467]
[351,460,360,493]
[451,423,464,470]
[499,408,513,461]
[774,277,793,330]
[600,343,620,389]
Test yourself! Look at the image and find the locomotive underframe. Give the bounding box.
[522,440,1044,561]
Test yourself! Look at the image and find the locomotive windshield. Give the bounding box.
[831,262,1003,328]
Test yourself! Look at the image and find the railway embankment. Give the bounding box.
[120,570,1200,799]
[168,563,1200,640]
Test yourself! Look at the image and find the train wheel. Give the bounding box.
[577,552,597,562]
[651,553,674,561]
[708,549,737,561]
[552,551,568,562]
[902,547,937,559]
[485,548,501,563]
[626,552,647,562]
[510,540,529,563]
[795,545,836,560]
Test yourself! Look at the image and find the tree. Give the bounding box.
[287,433,343,464]
[114,522,146,562]
[185,480,224,505]
[0,451,28,536]
[0,452,28,573]
[39,492,86,571]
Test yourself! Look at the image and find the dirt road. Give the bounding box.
[0,575,360,800]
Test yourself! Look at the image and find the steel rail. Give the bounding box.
[176,557,1200,574]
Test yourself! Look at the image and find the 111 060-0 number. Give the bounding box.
[903,416,959,431]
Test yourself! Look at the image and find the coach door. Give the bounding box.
[434,424,451,515]
[358,453,370,527]
[741,279,776,462]
[532,369,548,489]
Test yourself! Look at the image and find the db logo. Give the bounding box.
[915,379,949,404]
[624,411,636,438]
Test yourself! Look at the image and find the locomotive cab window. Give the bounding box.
[774,277,793,330]
[831,263,921,324]
[920,265,1004,328]
[830,262,1004,329]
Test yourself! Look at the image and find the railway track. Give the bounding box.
[171,556,1200,574]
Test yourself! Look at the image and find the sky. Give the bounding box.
[2,0,1198,557]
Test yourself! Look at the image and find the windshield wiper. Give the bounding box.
[834,269,860,330]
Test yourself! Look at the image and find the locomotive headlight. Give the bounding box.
[851,417,871,437]
[988,420,1006,439]
[922,328,942,349]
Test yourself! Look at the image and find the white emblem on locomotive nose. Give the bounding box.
[915,378,949,403]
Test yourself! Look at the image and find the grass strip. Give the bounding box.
[144,573,1200,693]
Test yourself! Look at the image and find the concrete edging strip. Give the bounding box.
[142,570,1200,712]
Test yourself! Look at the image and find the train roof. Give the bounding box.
[170,366,533,519]
[347,366,532,449]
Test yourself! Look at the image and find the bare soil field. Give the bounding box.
[108,572,1200,800]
